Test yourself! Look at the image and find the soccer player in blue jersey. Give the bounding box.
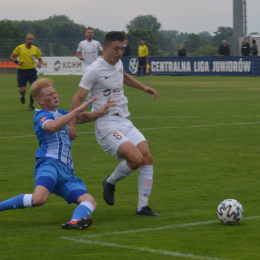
[0,78,115,230]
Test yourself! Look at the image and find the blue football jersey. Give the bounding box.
[33,109,74,170]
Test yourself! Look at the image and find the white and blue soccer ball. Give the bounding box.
[217,199,244,225]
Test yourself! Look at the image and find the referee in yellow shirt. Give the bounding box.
[136,40,148,77]
[10,34,42,110]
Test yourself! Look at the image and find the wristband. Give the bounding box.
[14,60,18,64]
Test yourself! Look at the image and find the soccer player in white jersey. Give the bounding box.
[69,31,160,216]
[0,78,115,230]
[76,27,103,73]
[76,27,103,108]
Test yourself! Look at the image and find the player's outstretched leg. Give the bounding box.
[103,160,135,206]
[0,194,33,211]
[62,200,96,230]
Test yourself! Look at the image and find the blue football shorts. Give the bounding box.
[34,157,88,204]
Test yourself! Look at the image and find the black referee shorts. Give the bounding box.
[17,68,37,87]
[138,57,147,66]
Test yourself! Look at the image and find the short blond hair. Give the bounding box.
[30,78,53,100]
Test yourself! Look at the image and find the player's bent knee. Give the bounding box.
[143,153,153,165]
[78,193,97,207]
[127,154,144,170]
[32,196,47,207]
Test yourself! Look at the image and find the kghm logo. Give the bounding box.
[54,60,60,71]
[129,58,138,74]
[103,89,111,96]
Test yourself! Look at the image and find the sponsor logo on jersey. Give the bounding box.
[54,60,61,71]
[113,87,123,94]
[93,45,96,47]
[40,116,46,123]
[105,76,109,79]
[103,89,111,96]
[119,68,123,74]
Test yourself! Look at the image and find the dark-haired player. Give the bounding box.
[69,31,160,216]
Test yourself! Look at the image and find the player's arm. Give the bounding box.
[69,87,89,140]
[76,97,116,124]
[123,72,158,101]
[76,52,84,61]
[44,101,90,133]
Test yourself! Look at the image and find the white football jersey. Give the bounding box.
[76,39,103,72]
[79,57,130,117]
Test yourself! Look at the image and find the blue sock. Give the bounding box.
[71,201,95,221]
[0,194,33,211]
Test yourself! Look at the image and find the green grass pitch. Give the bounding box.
[0,74,260,260]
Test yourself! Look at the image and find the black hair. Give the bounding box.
[104,31,125,47]
[252,39,256,44]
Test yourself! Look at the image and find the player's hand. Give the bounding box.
[69,125,78,140]
[76,98,97,113]
[79,57,84,61]
[102,97,116,114]
[143,86,158,101]
[18,61,23,65]
[36,63,41,68]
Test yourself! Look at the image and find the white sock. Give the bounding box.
[80,200,96,213]
[23,194,33,207]
[137,165,153,211]
[107,160,135,185]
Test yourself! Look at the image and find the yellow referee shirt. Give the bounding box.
[13,44,41,69]
[138,45,149,57]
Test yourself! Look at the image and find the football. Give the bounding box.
[217,199,244,225]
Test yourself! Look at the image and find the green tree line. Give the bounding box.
[1,14,258,58]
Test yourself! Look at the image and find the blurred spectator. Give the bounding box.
[250,40,258,56]
[177,44,186,56]
[241,38,250,56]
[219,40,230,57]
[123,39,131,56]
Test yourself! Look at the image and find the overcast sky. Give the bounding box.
[1,0,259,35]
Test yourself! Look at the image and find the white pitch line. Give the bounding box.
[60,216,260,259]
[1,115,260,124]
[64,216,260,239]
[131,115,260,119]
[1,122,260,139]
[60,238,230,260]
